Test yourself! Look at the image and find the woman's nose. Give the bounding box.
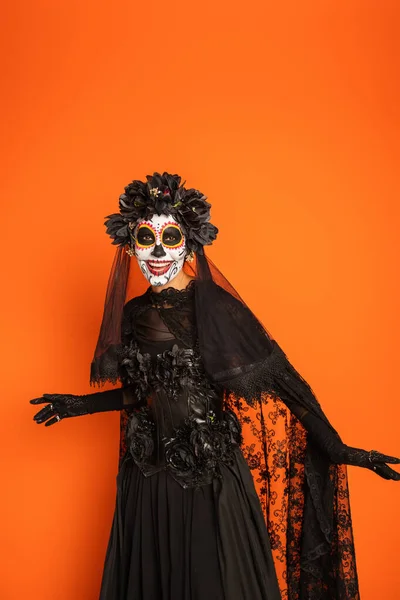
[151,244,167,258]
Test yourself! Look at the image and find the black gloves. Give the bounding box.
[30,388,125,426]
[301,410,400,481]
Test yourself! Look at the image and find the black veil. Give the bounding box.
[90,246,131,385]
[90,246,359,600]
[90,247,275,386]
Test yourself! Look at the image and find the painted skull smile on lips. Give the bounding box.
[133,214,187,286]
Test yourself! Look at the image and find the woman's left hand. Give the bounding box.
[354,449,400,480]
[335,446,400,480]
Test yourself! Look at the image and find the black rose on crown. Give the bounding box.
[104,172,218,254]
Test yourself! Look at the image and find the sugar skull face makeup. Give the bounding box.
[132,214,187,286]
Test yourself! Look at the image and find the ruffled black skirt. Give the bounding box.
[99,447,281,600]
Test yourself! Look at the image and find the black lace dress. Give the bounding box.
[99,281,282,600]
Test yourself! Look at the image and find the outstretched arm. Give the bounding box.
[30,386,135,427]
[299,409,400,480]
[220,339,400,480]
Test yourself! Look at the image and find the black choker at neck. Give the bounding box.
[146,279,196,307]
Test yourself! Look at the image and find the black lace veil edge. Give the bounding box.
[89,245,130,386]
[230,392,359,599]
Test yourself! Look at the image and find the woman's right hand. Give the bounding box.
[29,393,90,426]
[30,388,126,426]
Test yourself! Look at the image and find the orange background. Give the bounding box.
[1,1,399,598]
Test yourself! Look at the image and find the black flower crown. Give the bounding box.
[104,172,218,254]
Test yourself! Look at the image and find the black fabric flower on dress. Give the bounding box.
[164,410,243,488]
[119,345,153,405]
[124,405,243,489]
[119,340,213,405]
[119,335,243,488]
[104,171,218,253]
[126,406,155,467]
[154,344,208,402]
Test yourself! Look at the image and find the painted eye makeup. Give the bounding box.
[162,226,183,247]
[136,226,155,246]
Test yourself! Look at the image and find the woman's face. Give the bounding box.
[132,214,187,286]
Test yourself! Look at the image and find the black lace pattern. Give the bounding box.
[145,279,196,309]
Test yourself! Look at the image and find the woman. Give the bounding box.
[30,172,399,600]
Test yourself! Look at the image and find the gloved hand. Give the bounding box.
[30,388,125,426]
[301,411,400,481]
